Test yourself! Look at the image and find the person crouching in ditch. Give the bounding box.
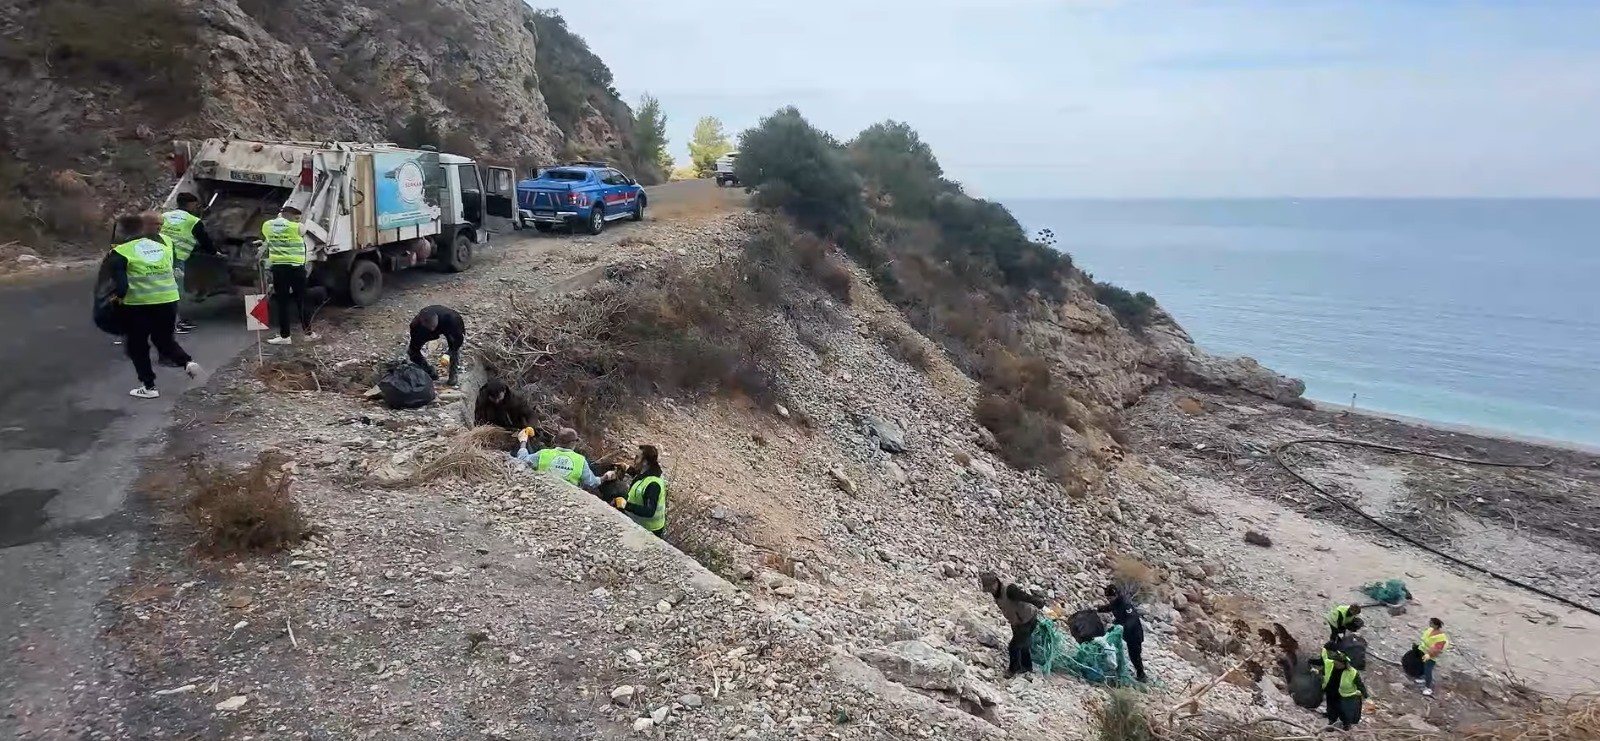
[979,572,1048,677]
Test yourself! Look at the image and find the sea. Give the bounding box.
[1005,199,1600,448]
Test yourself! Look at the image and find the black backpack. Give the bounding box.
[91,252,124,336]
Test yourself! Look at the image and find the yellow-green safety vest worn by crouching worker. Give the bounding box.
[535,448,587,485]
[263,217,307,266]
[1327,605,1356,629]
[1321,659,1363,698]
[113,236,180,306]
[626,475,667,533]
[1417,627,1448,663]
[161,209,200,261]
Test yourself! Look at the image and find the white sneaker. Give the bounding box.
[185,361,203,379]
[130,386,160,399]
[1422,688,1434,697]
[303,332,321,342]
[267,336,293,346]
[1413,678,1427,685]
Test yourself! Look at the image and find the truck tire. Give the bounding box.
[631,195,646,222]
[345,259,383,307]
[444,233,473,273]
[585,205,605,235]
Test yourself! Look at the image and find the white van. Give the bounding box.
[714,152,739,187]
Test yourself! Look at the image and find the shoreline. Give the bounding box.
[1306,397,1600,456]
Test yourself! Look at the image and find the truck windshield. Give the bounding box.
[544,169,588,181]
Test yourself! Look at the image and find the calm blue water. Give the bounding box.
[1006,199,1600,447]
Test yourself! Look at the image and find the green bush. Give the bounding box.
[1092,281,1158,330]
[735,107,871,252]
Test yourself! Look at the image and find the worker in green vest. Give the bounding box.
[1414,617,1449,696]
[516,427,600,488]
[603,444,667,535]
[1320,651,1369,730]
[262,205,318,346]
[1326,603,1363,643]
[108,212,203,398]
[160,192,217,334]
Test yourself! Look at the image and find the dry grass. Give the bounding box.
[397,426,513,487]
[660,477,733,577]
[1095,689,1156,741]
[257,354,375,394]
[1111,554,1158,600]
[1458,693,1600,740]
[182,454,309,555]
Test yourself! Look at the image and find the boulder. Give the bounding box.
[856,640,968,692]
[957,609,1006,648]
[861,414,907,453]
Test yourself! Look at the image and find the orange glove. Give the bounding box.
[611,497,628,510]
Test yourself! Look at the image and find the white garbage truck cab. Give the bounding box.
[156,138,516,306]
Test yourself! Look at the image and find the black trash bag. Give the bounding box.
[1335,634,1369,671]
[378,360,436,409]
[92,253,124,336]
[1289,666,1323,709]
[1401,647,1425,679]
[1067,609,1106,642]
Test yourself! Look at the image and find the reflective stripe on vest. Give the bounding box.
[1320,661,1362,697]
[161,210,200,261]
[1418,628,1448,662]
[113,237,179,305]
[625,475,667,532]
[535,448,586,485]
[262,217,306,266]
[1326,605,1353,628]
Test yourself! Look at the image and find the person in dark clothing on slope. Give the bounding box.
[1096,583,1149,682]
[473,378,531,431]
[107,212,202,398]
[408,305,464,386]
[978,572,1048,677]
[602,444,667,535]
[1321,651,1369,730]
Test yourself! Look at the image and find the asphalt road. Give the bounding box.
[0,181,715,734]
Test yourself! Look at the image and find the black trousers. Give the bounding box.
[1125,624,1148,681]
[123,302,190,388]
[271,264,311,338]
[409,333,463,384]
[1007,619,1036,675]
[1324,692,1360,729]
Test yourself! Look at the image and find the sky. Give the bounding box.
[529,1,1600,199]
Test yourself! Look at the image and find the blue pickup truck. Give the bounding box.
[515,163,647,235]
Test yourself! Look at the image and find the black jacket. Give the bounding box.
[1096,593,1144,634]
[617,464,664,519]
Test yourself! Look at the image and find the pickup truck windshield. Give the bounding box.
[544,169,588,181]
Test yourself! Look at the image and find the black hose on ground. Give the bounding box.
[1270,437,1600,618]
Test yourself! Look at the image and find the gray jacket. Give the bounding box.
[981,574,1046,626]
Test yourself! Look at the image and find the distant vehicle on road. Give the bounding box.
[714,152,740,187]
[515,163,646,235]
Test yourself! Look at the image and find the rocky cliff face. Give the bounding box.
[0,0,642,257]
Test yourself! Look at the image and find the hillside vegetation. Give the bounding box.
[0,0,647,256]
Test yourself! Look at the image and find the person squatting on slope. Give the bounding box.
[474,378,531,431]
[978,572,1048,677]
[517,427,601,489]
[1326,603,1363,644]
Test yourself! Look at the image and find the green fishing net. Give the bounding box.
[1030,617,1135,685]
[1360,579,1410,605]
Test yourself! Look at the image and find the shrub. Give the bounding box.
[1093,689,1155,741]
[974,393,1072,478]
[1110,555,1157,600]
[183,454,309,555]
[659,484,733,577]
[1093,281,1158,331]
[735,107,870,252]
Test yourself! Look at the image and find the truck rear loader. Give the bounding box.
[157,138,516,306]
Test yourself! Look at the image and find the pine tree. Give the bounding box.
[632,94,670,181]
[688,116,733,178]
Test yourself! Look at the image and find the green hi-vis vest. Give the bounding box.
[262,217,307,266]
[160,209,200,261]
[1326,605,1355,629]
[1417,628,1448,663]
[535,448,587,485]
[1320,660,1362,697]
[113,236,179,305]
[626,475,667,532]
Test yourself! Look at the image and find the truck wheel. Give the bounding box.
[345,259,383,307]
[586,206,605,235]
[444,233,473,272]
[631,195,646,222]
[715,177,725,187]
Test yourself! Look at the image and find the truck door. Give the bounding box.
[601,169,631,216]
[484,166,516,234]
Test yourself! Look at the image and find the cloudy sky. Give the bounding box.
[531,0,1600,198]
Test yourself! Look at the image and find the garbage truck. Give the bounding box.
[155,138,516,306]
